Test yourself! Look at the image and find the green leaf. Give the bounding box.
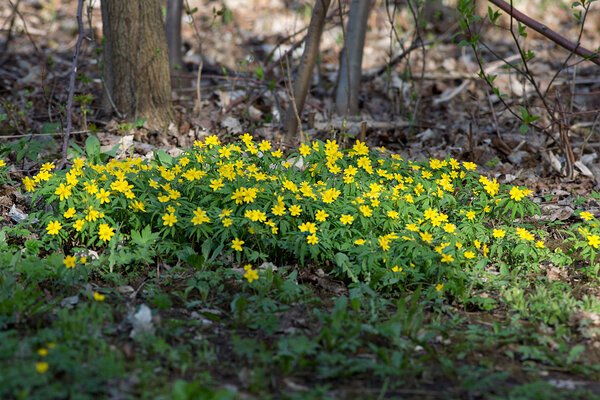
[41,122,61,134]
[519,124,529,134]
[156,149,173,167]
[85,135,101,160]
[566,344,586,364]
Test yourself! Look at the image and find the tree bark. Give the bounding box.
[334,0,372,116]
[284,0,331,143]
[101,0,173,129]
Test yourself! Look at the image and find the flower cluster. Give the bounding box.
[27,134,551,292]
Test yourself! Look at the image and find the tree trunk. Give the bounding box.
[334,0,372,116]
[283,0,331,143]
[166,0,183,71]
[101,0,173,129]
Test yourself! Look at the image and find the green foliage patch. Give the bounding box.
[21,134,600,301]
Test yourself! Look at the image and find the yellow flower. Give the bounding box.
[298,222,317,234]
[63,255,77,269]
[111,179,132,193]
[299,143,311,157]
[22,176,36,192]
[244,267,259,283]
[231,238,245,251]
[462,161,477,171]
[271,149,283,158]
[210,178,225,191]
[130,200,146,212]
[465,211,476,221]
[321,188,341,204]
[464,251,475,259]
[93,291,105,301]
[73,219,85,232]
[162,212,177,227]
[436,283,444,292]
[420,231,433,244]
[36,362,49,374]
[493,229,505,238]
[98,224,115,242]
[424,208,438,220]
[413,183,425,196]
[340,214,354,225]
[588,235,600,249]
[315,209,329,221]
[359,205,373,217]
[387,211,399,219]
[271,202,286,216]
[223,218,233,227]
[354,239,366,245]
[580,211,594,221]
[46,220,62,235]
[441,254,454,263]
[179,157,190,166]
[85,206,100,222]
[307,234,319,245]
[509,186,525,202]
[391,266,402,272]
[192,207,210,225]
[37,348,48,357]
[54,183,72,201]
[406,223,419,232]
[443,223,456,234]
[63,207,76,219]
[482,177,499,197]
[41,162,55,172]
[83,181,98,194]
[96,188,110,204]
[378,236,390,251]
[516,227,534,241]
[289,205,302,216]
[535,241,545,248]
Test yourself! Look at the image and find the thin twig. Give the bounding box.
[59,0,85,170]
[2,0,22,54]
[488,0,600,66]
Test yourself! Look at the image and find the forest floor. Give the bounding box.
[3,0,600,399]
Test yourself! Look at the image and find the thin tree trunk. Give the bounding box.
[101,0,173,129]
[284,0,331,143]
[335,0,372,116]
[166,0,183,71]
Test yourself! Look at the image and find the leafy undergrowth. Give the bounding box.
[2,136,600,398]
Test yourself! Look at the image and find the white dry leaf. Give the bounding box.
[258,261,278,272]
[60,295,79,309]
[543,150,562,174]
[508,150,528,166]
[221,116,242,134]
[74,249,99,260]
[247,105,262,120]
[574,161,594,178]
[415,128,436,141]
[117,135,134,159]
[130,304,155,338]
[8,205,28,224]
[116,286,135,296]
